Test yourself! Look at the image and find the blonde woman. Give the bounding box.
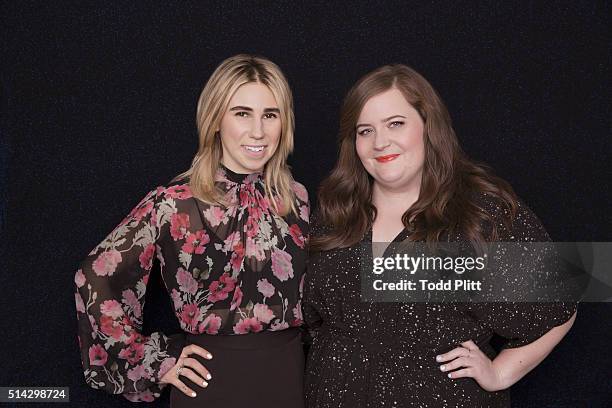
[74,55,310,407]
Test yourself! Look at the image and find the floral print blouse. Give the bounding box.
[74,165,310,402]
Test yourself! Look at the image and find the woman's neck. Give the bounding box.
[371,181,420,216]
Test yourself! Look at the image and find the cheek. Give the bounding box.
[219,117,245,141]
[355,138,369,163]
[269,121,282,139]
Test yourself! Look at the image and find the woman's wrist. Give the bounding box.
[490,358,513,391]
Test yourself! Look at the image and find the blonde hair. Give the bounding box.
[173,54,297,215]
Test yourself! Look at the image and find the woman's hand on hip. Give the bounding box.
[160,344,213,398]
[436,340,506,392]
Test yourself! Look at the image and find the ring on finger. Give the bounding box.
[176,365,184,377]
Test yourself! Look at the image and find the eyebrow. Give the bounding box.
[356,114,406,128]
[229,106,280,113]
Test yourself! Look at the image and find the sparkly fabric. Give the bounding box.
[303,194,577,407]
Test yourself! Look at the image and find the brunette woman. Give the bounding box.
[303,64,576,407]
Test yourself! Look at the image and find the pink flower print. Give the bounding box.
[180,303,201,328]
[165,184,193,200]
[207,273,236,303]
[292,181,309,203]
[273,195,285,215]
[124,331,144,345]
[122,289,141,318]
[92,250,122,277]
[88,344,108,366]
[253,303,275,324]
[75,293,85,313]
[100,300,124,319]
[158,357,177,381]
[150,206,158,228]
[258,193,270,212]
[124,390,155,402]
[170,213,190,241]
[248,204,262,220]
[292,302,303,326]
[181,230,210,254]
[139,244,156,270]
[170,289,183,310]
[239,188,252,208]
[245,237,266,261]
[230,242,245,273]
[132,200,153,222]
[176,268,198,295]
[74,269,86,288]
[100,315,123,340]
[233,317,263,334]
[245,215,260,238]
[199,314,222,335]
[119,341,145,365]
[127,364,151,382]
[257,278,275,298]
[299,204,309,222]
[88,315,99,334]
[230,286,243,311]
[233,239,245,256]
[203,206,226,227]
[271,248,294,282]
[288,224,305,248]
[270,321,289,331]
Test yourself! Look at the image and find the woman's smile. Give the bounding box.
[374,153,400,163]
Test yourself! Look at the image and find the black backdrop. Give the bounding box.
[2,2,611,407]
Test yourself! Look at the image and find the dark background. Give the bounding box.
[2,2,610,407]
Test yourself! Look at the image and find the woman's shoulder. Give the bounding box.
[138,175,195,208]
[470,191,550,242]
[308,209,335,238]
[290,179,310,205]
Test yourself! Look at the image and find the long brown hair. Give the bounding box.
[311,64,518,251]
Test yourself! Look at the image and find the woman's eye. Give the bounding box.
[389,121,404,128]
[235,111,249,117]
[263,113,278,119]
[358,128,373,136]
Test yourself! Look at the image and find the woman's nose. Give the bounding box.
[373,128,391,150]
[250,119,264,139]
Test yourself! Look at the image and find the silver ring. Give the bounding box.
[176,366,183,377]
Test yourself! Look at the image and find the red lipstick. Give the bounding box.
[375,154,399,163]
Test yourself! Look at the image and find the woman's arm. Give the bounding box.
[437,311,576,391]
[74,186,184,402]
[492,310,576,389]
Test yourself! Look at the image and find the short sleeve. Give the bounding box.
[74,187,186,402]
[471,197,577,349]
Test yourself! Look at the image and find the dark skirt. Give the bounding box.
[170,328,304,408]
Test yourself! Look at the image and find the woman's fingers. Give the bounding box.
[177,366,209,389]
[460,340,479,351]
[447,368,473,379]
[172,376,198,398]
[439,356,471,372]
[181,344,213,360]
[182,357,212,381]
[166,344,214,396]
[435,347,470,363]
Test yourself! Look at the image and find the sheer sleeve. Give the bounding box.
[302,211,328,346]
[472,197,577,349]
[74,186,186,402]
